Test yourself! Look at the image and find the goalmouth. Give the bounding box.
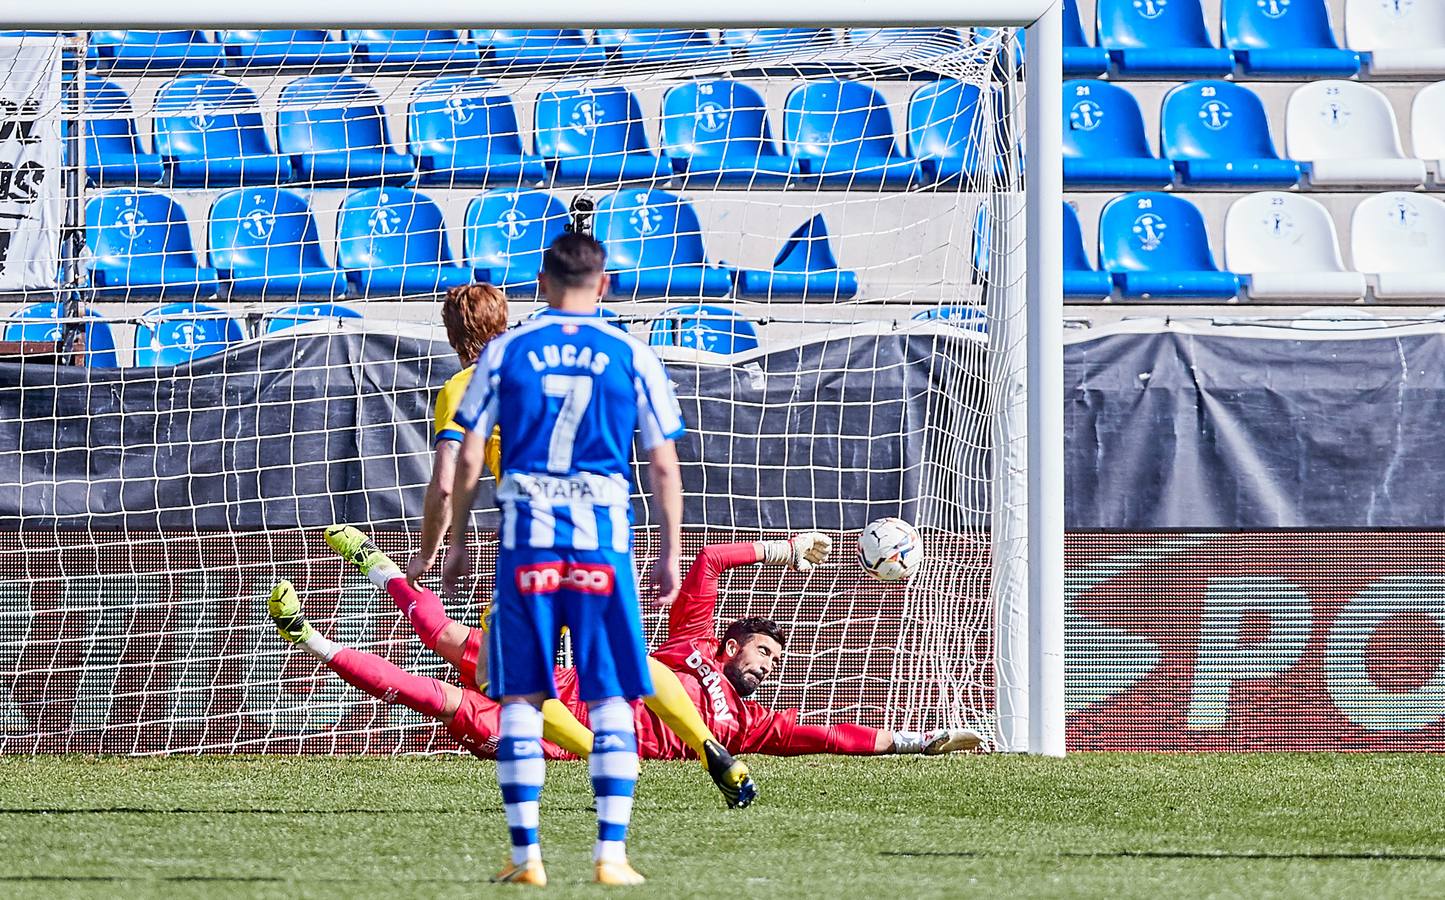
[2,3,1063,755]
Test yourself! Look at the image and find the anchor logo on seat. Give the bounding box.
[1133,0,1168,19]
[242,204,275,240]
[1198,100,1233,130]
[1321,102,1352,127]
[1132,213,1167,251]
[368,206,402,236]
[629,196,663,236]
[115,208,148,240]
[695,101,729,134]
[1069,100,1104,131]
[445,96,475,125]
[1388,199,1419,228]
[570,99,602,135]
[1382,0,1415,20]
[169,321,203,351]
[1263,211,1296,239]
[1258,0,1290,18]
[498,208,528,240]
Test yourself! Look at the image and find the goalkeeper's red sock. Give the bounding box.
[327,647,450,719]
[384,579,454,651]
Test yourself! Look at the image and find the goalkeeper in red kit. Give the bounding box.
[267,530,980,766]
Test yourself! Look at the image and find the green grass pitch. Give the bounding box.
[3,753,1444,898]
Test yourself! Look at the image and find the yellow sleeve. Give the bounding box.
[432,367,473,446]
[485,426,502,481]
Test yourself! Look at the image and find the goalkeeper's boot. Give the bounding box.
[492,859,547,887]
[267,580,314,646]
[922,727,985,755]
[324,524,397,580]
[593,859,645,886]
[703,738,757,809]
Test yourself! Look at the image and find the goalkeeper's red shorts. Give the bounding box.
[448,688,577,761]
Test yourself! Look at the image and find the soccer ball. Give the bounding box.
[858,517,924,582]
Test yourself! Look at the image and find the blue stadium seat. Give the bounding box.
[219,31,351,68]
[1161,81,1302,187]
[208,188,347,298]
[1063,81,1175,188]
[721,29,832,54]
[1096,0,1235,76]
[1064,0,1109,76]
[908,79,1005,184]
[3,303,119,368]
[85,189,219,298]
[263,303,363,333]
[735,214,859,300]
[1222,0,1359,76]
[1098,192,1240,301]
[534,87,671,184]
[409,75,547,187]
[153,75,293,187]
[336,187,472,297]
[911,305,988,330]
[594,30,730,63]
[648,305,758,354]
[344,30,480,68]
[784,80,923,188]
[1063,203,1113,302]
[80,78,164,186]
[472,30,606,66]
[593,189,734,298]
[463,188,567,292]
[278,75,416,185]
[88,31,225,71]
[660,80,796,187]
[134,302,244,367]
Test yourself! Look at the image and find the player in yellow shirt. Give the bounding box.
[391,284,755,809]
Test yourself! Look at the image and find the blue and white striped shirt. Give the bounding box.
[453,310,686,552]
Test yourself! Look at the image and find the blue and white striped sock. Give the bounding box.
[497,701,545,866]
[588,696,639,865]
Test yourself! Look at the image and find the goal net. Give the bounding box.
[0,24,1047,755]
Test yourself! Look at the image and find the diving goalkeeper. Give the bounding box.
[267,529,980,762]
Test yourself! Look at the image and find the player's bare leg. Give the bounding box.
[267,580,463,725]
[326,524,594,758]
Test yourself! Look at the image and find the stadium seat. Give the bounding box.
[335,187,472,297]
[133,302,244,367]
[660,80,796,187]
[208,188,347,298]
[721,29,832,55]
[1063,0,1109,76]
[1064,202,1113,302]
[1351,192,1445,301]
[263,303,363,333]
[1221,0,1359,76]
[3,302,119,368]
[1095,0,1235,76]
[1224,192,1366,302]
[1098,192,1240,301]
[1409,82,1445,184]
[88,31,225,71]
[594,29,730,63]
[463,188,567,292]
[648,305,758,354]
[593,188,734,298]
[84,189,219,298]
[1161,81,1302,187]
[344,30,480,68]
[911,305,988,330]
[219,30,352,68]
[1285,81,1426,187]
[1345,0,1445,76]
[784,80,923,189]
[409,75,547,187]
[471,30,607,66]
[534,86,671,184]
[80,77,165,186]
[735,214,859,300]
[278,75,416,185]
[1062,81,1174,188]
[909,79,1006,184]
[153,75,293,186]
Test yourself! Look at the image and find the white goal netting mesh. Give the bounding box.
[0,28,1027,754]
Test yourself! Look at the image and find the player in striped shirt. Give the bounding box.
[442,233,682,885]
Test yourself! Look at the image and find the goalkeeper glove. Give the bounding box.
[763,532,833,572]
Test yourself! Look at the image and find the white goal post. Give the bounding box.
[3,3,1064,756]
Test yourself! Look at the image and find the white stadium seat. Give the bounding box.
[1409,81,1445,184]
[1224,192,1366,303]
[1285,81,1426,188]
[1350,192,1445,301]
[1345,0,1445,77]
